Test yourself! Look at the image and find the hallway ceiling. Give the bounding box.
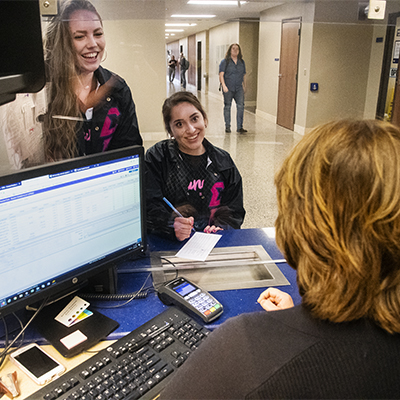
[91,0,392,42]
[92,0,283,41]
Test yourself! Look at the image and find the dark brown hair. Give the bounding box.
[224,43,243,62]
[162,92,208,136]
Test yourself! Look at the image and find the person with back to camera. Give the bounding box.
[159,119,400,399]
[42,0,142,162]
[145,91,245,241]
[179,53,189,89]
[219,43,247,134]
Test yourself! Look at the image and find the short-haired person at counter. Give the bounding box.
[145,92,245,241]
[159,119,400,399]
[43,0,142,162]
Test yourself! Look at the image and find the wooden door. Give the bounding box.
[276,18,301,130]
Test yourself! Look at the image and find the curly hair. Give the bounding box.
[275,119,400,333]
[43,0,102,161]
[162,92,208,136]
[224,43,243,62]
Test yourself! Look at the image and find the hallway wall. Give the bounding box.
[306,22,373,128]
[255,1,390,134]
[102,19,166,133]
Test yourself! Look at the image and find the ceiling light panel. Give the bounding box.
[165,23,197,26]
[171,14,216,18]
[188,1,247,4]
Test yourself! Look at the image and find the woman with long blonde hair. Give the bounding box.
[43,0,142,161]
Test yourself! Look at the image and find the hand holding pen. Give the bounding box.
[163,197,195,241]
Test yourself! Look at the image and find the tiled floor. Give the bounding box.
[142,79,301,229]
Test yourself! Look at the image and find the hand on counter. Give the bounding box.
[257,288,294,311]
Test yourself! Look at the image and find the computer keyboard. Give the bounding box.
[29,307,211,400]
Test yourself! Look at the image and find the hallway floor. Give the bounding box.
[142,79,302,229]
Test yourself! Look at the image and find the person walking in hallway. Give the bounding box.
[168,55,177,82]
[179,53,189,89]
[219,43,247,134]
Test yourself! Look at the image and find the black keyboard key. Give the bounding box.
[30,307,210,400]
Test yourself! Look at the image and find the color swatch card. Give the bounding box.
[55,296,92,327]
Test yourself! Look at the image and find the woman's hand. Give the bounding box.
[174,217,194,241]
[203,225,223,234]
[257,288,294,311]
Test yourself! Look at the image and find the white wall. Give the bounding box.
[256,19,281,123]
[306,22,373,128]
[102,19,166,134]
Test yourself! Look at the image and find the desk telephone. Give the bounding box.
[157,277,223,323]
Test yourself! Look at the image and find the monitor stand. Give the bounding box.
[33,294,119,358]
[82,265,118,295]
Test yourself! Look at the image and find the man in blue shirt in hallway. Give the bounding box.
[219,43,247,134]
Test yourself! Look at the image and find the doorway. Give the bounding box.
[276,18,301,131]
[197,41,202,91]
[376,12,400,126]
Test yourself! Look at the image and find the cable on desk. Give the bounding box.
[152,257,179,291]
[80,289,150,301]
[0,297,49,369]
[84,273,153,309]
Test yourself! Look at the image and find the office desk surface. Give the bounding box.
[1,228,299,344]
[0,228,299,399]
[100,227,299,337]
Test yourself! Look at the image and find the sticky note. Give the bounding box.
[60,330,88,350]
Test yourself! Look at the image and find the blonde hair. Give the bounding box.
[43,0,102,161]
[275,119,400,333]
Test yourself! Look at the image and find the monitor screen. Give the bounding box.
[0,145,146,318]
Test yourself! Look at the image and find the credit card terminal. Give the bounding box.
[157,277,223,323]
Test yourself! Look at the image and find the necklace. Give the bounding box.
[79,76,93,90]
[76,75,94,104]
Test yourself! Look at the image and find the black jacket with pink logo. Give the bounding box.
[145,138,245,239]
[77,66,142,156]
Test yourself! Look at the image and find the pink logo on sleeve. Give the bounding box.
[210,182,224,207]
[101,107,120,151]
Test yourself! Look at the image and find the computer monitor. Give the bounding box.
[0,0,46,106]
[0,145,146,319]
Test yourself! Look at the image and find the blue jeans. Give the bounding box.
[223,87,244,130]
[181,70,187,88]
[168,67,175,82]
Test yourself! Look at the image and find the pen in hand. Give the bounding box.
[163,197,196,233]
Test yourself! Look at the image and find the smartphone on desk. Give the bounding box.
[10,343,65,385]
[157,277,223,323]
